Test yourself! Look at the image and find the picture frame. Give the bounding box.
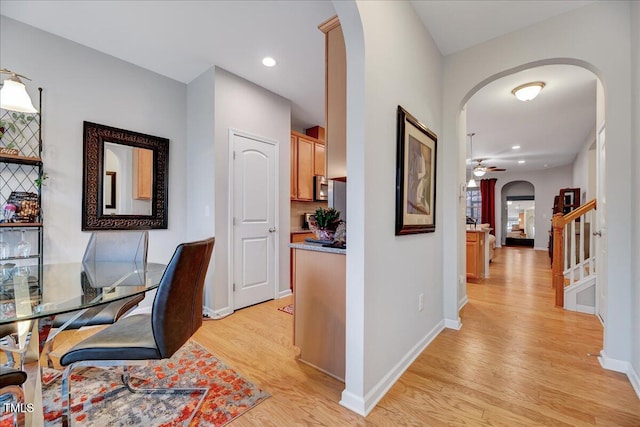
[395,106,437,235]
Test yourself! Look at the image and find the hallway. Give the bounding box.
[377,246,640,425]
[193,246,640,425]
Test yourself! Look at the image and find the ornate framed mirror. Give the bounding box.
[82,121,169,230]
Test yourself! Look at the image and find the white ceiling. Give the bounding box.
[411,0,596,56]
[0,1,597,172]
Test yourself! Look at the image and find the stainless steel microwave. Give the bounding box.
[314,176,328,201]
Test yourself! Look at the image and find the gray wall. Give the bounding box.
[186,67,216,309]
[211,67,291,315]
[442,1,634,374]
[631,0,640,394]
[0,16,188,268]
[335,0,444,414]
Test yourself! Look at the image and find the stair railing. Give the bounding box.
[552,199,597,307]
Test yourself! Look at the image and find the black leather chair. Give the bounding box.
[0,366,28,427]
[44,231,149,368]
[59,237,214,426]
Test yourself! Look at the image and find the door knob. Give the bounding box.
[593,231,602,237]
[269,227,276,233]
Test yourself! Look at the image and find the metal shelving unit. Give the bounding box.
[0,88,44,269]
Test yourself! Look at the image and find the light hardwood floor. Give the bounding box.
[53,247,640,425]
[194,247,640,426]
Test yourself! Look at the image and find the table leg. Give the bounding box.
[18,319,44,427]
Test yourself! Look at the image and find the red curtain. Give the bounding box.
[480,178,497,235]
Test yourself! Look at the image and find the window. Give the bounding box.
[466,189,482,224]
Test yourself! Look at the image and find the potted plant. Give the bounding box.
[311,207,342,241]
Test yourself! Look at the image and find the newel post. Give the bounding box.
[552,213,565,307]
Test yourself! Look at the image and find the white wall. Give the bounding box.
[631,0,640,395]
[212,67,291,315]
[335,0,444,415]
[492,167,572,249]
[0,16,188,267]
[442,1,634,374]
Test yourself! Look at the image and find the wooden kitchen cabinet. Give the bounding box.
[290,231,315,290]
[291,131,325,201]
[314,142,325,177]
[466,230,486,282]
[134,147,153,200]
[319,16,346,180]
[290,135,297,199]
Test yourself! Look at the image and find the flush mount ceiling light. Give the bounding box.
[262,56,277,67]
[512,145,521,150]
[511,81,545,102]
[518,160,526,164]
[0,68,37,113]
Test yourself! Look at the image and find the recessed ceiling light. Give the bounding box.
[512,145,521,150]
[518,160,526,164]
[512,81,545,101]
[262,57,277,67]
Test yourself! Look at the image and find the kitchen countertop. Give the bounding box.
[290,242,346,255]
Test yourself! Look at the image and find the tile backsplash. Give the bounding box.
[291,200,327,231]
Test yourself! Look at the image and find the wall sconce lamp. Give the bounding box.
[511,81,545,102]
[0,68,38,113]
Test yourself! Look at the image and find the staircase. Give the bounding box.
[552,199,597,313]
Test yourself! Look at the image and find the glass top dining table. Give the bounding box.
[0,261,166,426]
[0,261,167,324]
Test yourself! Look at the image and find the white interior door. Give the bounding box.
[231,130,278,310]
[596,124,607,324]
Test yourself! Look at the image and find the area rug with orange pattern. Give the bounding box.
[277,304,294,315]
[39,340,269,426]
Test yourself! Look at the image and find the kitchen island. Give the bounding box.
[290,242,345,381]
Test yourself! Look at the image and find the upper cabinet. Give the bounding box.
[319,16,346,180]
[291,131,324,201]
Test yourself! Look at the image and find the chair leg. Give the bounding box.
[1,385,27,427]
[120,366,209,425]
[62,359,208,426]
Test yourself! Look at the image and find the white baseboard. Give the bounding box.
[575,304,596,315]
[458,295,469,310]
[598,351,629,373]
[599,352,640,400]
[211,306,233,319]
[444,317,462,330]
[340,390,366,416]
[341,320,445,416]
[277,289,292,299]
[534,246,548,251]
[629,364,640,400]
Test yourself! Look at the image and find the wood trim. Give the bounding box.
[561,199,596,224]
[318,15,340,33]
[552,213,565,307]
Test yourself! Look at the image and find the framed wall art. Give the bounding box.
[395,106,437,235]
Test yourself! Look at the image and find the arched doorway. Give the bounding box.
[500,181,535,247]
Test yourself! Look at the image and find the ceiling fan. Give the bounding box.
[468,133,507,177]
